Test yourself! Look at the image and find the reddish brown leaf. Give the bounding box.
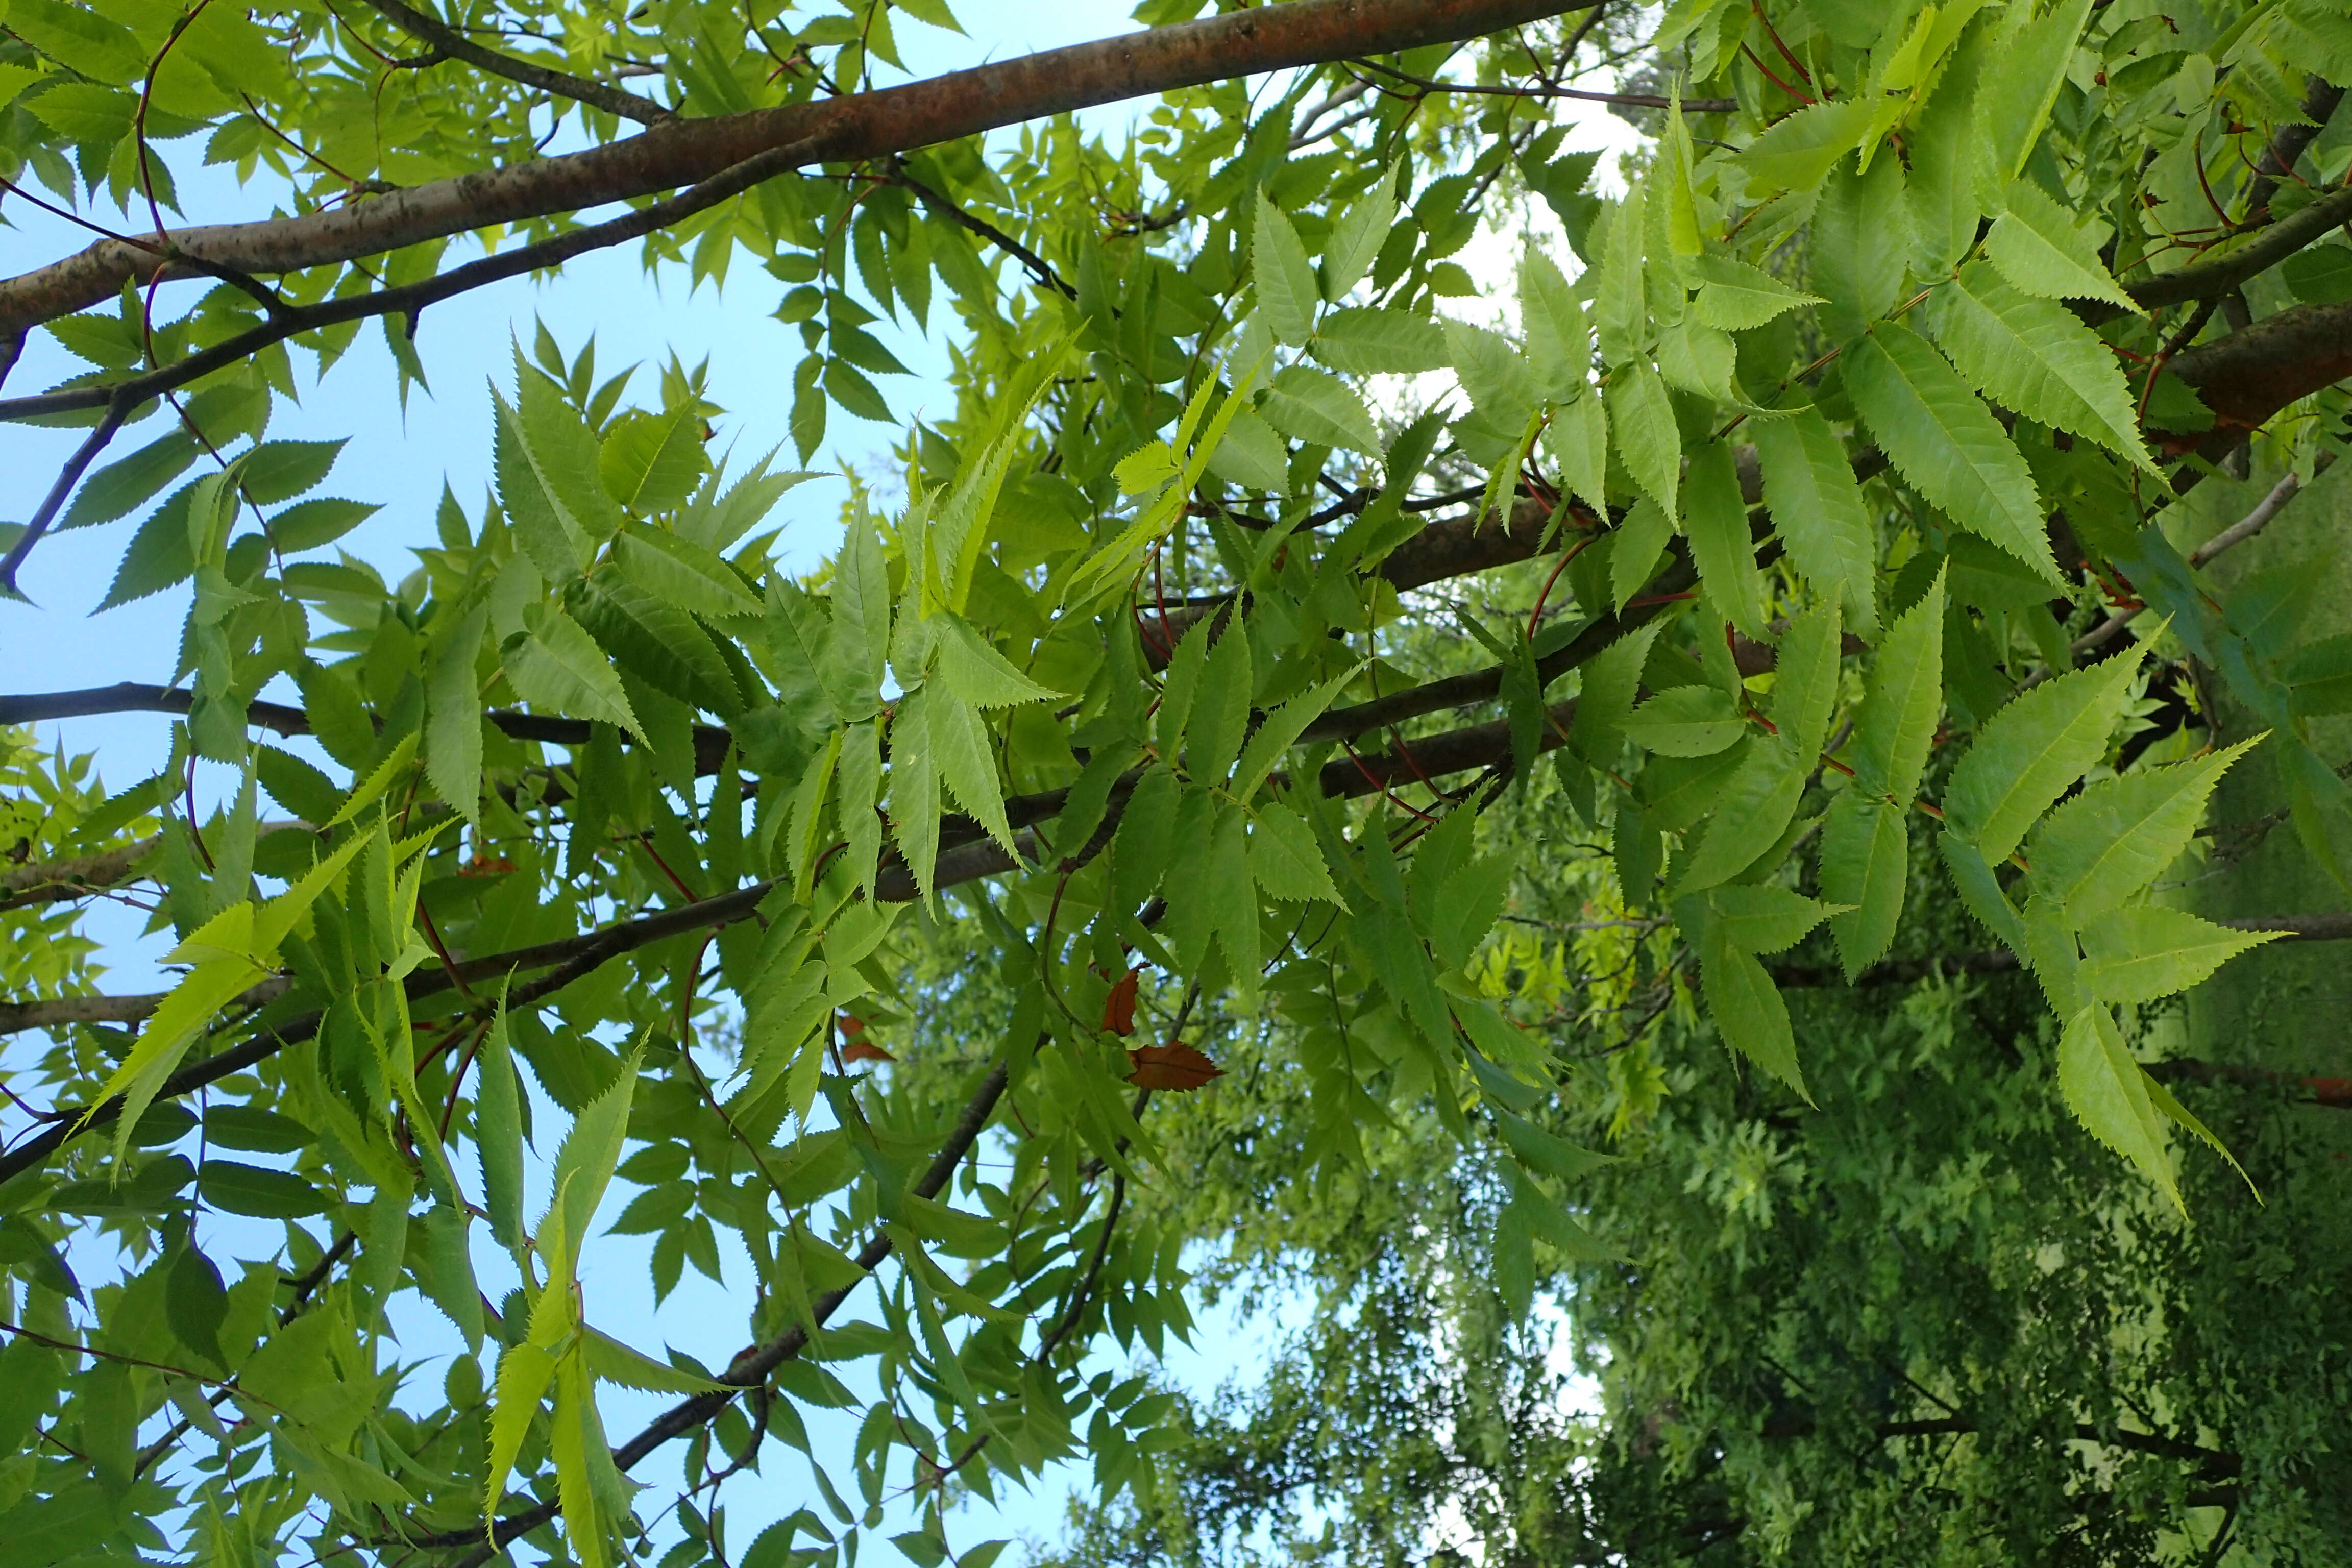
[838,1014,867,1036]
[842,1040,895,1064]
[1099,967,1140,1037]
[459,855,516,877]
[1124,1041,1222,1091]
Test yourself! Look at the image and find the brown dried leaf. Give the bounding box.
[842,1039,895,1064]
[1100,967,1140,1037]
[1124,1040,1223,1091]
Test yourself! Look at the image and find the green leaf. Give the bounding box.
[1322,164,1398,301]
[1672,740,1805,896]
[582,1327,726,1393]
[827,503,894,709]
[1849,564,1945,801]
[1751,407,1881,637]
[1820,792,1908,976]
[1982,182,2138,310]
[1689,253,1823,331]
[1591,187,1648,368]
[1253,190,1319,345]
[1938,829,2028,952]
[1975,0,2097,185]
[1770,599,1842,763]
[516,359,623,543]
[1185,615,1254,784]
[7,0,144,83]
[503,607,642,734]
[2055,1002,2180,1209]
[1681,442,1765,637]
[613,523,762,619]
[1933,265,2161,475]
[1544,393,1608,520]
[1248,801,1346,906]
[1622,686,1746,755]
[1518,248,1594,404]
[1495,1110,1613,1182]
[1309,306,1447,374]
[840,717,884,895]
[930,613,1060,707]
[1703,883,1844,954]
[1202,409,1289,490]
[1610,496,1676,610]
[425,601,488,825]
[1232,668,1355,802]
[241,439,346,505]
[1811,153,1909,341]
[199,1160,329,1218]
[62,429,197,528]
[272,498,382,552]
[1570,621,1665,768]
[1698,922,1809,1097]
[1260,365,1381,454]
[544,1048,643,1279]
[1111,765,1180,912]
[1844,323,2059,583]
[96,482,199,609]
[495,388,592,581]
[1738,99,1874,194]
[1606,360,1680,514]
[927,683,1015,853]
[2076,906,2282,1005]
[1941,645,2144,862]
[2027,736,2262,919]
[1445,320,1544,430]
[599,406,709,513]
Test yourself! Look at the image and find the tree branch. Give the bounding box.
[0,0,1591,355]
[349,0,673,124]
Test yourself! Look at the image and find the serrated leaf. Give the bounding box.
[1322,165,1398,300]
[1260,365,1381,454]
[1247,801,1345,906]
[1310,306,1448,374]
[2028,736,2262,919]
[1672,740,1806,896]
[612,523,762,619]
[515,359,622,543]
[600,406,708,513]
[1739,99,1875,194]
[934,614,1060,707]
[62,429,197,528]
[478,990,526,1256]
[2076,905,2281,1004]
[543,1048,642,1279]
[1938,828,2028,952]
[1974,0,2094,184]
[1984,180,2137,310]
[425,601,488,825]
[927,683,1015,854]
[582,1328,726,1393]
[1445,320,1544,430]
[1751,407,1881,637]
[1545,392,1608,520]
[1845,323,2059,583]
[1699,923,1809,1097]
[1115,439,1180,495]
[1253,191,1318,346]
[1812,153,1909,342]
[1933,265,2162,475]
[495,389,591,581]
[485,1342,559,1525]
[1232,668,1354,802]
[1820,792,1908,975]
[1704,883,1845,954]
[1771,599,1842,762]
[1606,360,1679,514]
[1518,248,1593,404]
[1203,408,1290,491]
[1610,496,1675,610]
[1689,253,1823,331]
[1941,645,2143,861]
[1850,564,1945,801]
[504,607,642,734]
[1623,686,1746,755]
[1682,441,1765,637]
[1592,187,1648,368]
[1185,615,1254,783]
[2056,1002,2179,1208]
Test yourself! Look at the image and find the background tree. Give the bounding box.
[2,0,2350,1565]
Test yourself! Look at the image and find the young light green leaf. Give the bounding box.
[1248,800,1346,906]
[504,607,642,735]
[1260,365,1381,454]
[840,717,883,896]
[1689,253,1823,332]
[1570,620,1664,768]
[827,500,894,706]
[1185,617,1254,784]
[1309,307,1447,375]
[478,989,526,1256]
[1231,668,1355,802]
[2076,905,2282,1005]
[1820,792,1908,975]
[1849,564,1945,801]
[1672,741,1806,896]
[1702,883,1845,954]
[1844,323,2060,583]
[1751,407,1881,637]
[1591,187,1648,368]
[1623,686,1746,755]
[1941,645,2144,862]
[514,359,622,543]
[926,425,1023,617]
[2055,1002,2180,1209]
[1606,360,1680,514]
[544,1048,642,1278]
[1518,248,1592,404]
[1974,0,2094,185]
[1933,265,2162,476]
[2027,736,2263,919]
[1111,765,1179,911]
[485,1341,560,1526]
[599,405,707,514]
[494,389,592,581]
[1545,393,1608,521]
[1811,152,1909,341]
[1254,190,1319,346]
[581,1328,726,1393]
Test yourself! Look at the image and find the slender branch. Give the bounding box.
[1348,56,1733,111]
[2072,467,2310,656]
[1,398,128,598]
[0,0,1594,349]
[350,0,673,124]
[2241,77,2345,224]
[2117,184,2352,317]
[887,160,1076,299]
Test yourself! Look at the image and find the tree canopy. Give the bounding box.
[2,0,2350,1563]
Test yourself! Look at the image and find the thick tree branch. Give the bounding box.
[1771,912,2352,991]
[350,0,674,124]
[2164,298,2352,431]
[0,0,1589,354]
